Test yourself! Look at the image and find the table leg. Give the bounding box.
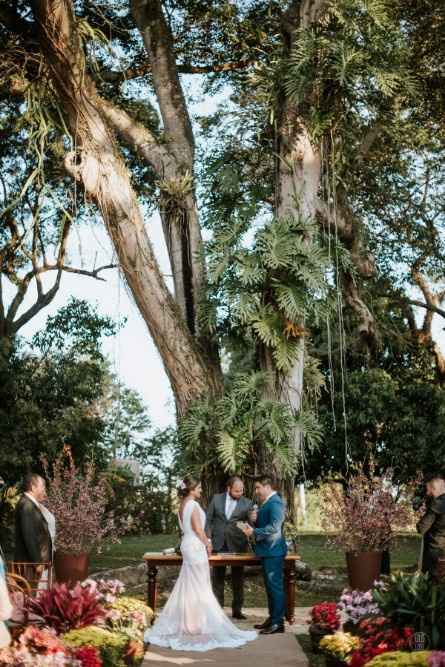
[284,561,296,624]
[147,565,158,618]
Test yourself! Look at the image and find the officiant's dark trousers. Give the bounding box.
[212,547,244,615]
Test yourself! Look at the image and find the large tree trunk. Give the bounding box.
[32,0,220,415]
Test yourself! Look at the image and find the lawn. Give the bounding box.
[91,532,421,573]
[90,532,421,609]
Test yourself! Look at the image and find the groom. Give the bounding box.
[243,474,287,635]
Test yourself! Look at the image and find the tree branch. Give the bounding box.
[98,97,173,177]
[131,0,194,169]
[97,58,255,83]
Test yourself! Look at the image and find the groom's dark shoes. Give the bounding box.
[259,623,285,635]
[254,617,271,630]
[232,612,248,620]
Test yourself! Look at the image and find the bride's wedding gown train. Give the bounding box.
[144,499,257,651]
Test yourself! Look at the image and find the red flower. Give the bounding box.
[309,602,341,632]
[75,646,103,667]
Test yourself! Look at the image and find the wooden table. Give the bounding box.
[143,552,300,624]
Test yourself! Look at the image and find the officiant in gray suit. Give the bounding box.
[205,476,253,619]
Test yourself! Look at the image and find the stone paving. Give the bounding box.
[142,608,311,667]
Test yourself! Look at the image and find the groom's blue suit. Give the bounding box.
[253,493,287,626]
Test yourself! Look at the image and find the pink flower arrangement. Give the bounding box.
[337,588,380,624]
[43,448,120,555]
[81,579,125,604]
[0,626,69,666]
[430,654,445,667]
[321,465,413,553]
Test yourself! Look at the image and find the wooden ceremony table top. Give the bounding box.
[143,552,301,566]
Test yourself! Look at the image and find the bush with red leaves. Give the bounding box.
[26,582,105,634]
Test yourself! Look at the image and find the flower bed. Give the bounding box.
[0,578,151,667]
[311,571,445,666]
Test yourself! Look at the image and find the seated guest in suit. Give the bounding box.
[205,476,253,619]
[243,475,287,635]
[14,473,53,585]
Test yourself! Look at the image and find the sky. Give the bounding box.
[4,213,176,430]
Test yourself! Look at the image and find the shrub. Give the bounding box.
[63,626,143,667]
[322,465,413,553]
[372,572,445,649]
[26,582,105,634]
[43,448,119,555]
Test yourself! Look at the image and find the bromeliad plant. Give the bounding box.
[321,466,413,554]
[26,582,105,634]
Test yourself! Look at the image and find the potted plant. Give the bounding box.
[308,602,341,652]
[319,631,360,666]
[44,448,119,586]
[322,466,412,591]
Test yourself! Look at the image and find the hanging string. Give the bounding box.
[320,138,337,433]
[329,129,349,469]
[113,261,122,460]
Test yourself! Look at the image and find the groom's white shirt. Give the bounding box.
[225,492,237,519]
[262,491,277,505]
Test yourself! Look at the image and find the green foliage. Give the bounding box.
[373,573,445,648]
[368,652,430,666]
[207,214,332,374]
[63,626,143,667]
[180,371,323,480]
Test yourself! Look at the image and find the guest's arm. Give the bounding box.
[254,502,285,542]
[417,500,441,535]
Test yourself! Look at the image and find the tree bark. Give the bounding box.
[31,0,220,414]
[131,0,208,344]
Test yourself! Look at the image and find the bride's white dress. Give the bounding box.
[144,499,257,651]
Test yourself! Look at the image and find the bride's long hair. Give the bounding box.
[177,477,200,499]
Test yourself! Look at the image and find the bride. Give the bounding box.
[144,477,257,651]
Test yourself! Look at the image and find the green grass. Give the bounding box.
[92,532,421,573]
[297,634,326,667]
[91,532,422,609]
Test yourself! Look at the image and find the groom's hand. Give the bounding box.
[243,525,254,538]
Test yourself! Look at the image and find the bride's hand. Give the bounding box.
[206,539,212,556]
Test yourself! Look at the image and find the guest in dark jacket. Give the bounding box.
[417,475,445,581]
[14,473,52,584]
